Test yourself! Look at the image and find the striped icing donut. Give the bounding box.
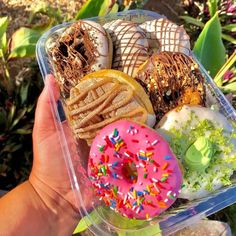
[104,20,149,77]
[88,120,182,219]
[140,18,191,55]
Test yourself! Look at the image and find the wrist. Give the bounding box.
[29,174,80,235]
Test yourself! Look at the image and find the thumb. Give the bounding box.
[33,75,60,144]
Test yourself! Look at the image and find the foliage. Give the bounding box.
[214,51,236,89]
[181,0,235,51]
[75,0,147,19]
[73,208,102,234]
[193,12,226,77]
[73,207,161,235]
[0,5,62,189]
[0,15,45,189]
[184,1,236,231]
[0,1,145,191]
[0,0,67,189]
[75,0,112,19]
[117,224,161,236]
[75,0,119,19]
[182,0,236,104]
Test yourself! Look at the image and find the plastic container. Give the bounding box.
[36,10,236,235]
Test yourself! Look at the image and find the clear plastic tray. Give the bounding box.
[36,10,236,236]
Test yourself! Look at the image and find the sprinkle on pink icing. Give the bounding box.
[88,120,182,220]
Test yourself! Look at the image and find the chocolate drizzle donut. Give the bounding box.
[48,20,112,96]
[136,52,206,121]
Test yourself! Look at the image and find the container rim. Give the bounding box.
[36,9,236,235]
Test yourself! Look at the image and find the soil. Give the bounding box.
[0,0,188,37]
[0,0,86,36]
[144,0,185,23]
[0,0,188,92]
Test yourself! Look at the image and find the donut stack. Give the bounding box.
[48,17,206,143]
[47,16,235,220]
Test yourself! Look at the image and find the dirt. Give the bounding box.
[0,0,86,37]
[0,0,187,84]
[143,0,185,23]
[0,0,87,81]
[0,0,188,38]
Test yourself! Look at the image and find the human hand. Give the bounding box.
[0,75,94,236]
[29,75,94,230]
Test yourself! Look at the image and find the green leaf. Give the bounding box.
[100,208,161,236]
[207,0,218,18]
[28,3,62,25]
[214,51,236,86]
[0,16,8,42]
[8,27,44,59]
[222,24,236,32]
[228,76,236,84]
[73,209,102,234]
[109,3,119,14]
[26,103,36,113]
[75,0,106,19]
[179,16,204,28]
[193,12,226,77]
[10,108,27,130]
[20,81,30,105]
[99,0,114,16]
[221,82,236,93]
[118,224,161,236]
[1,143,22,153]
[72,207,161,236]
[222,33,236,44]
[0,32,7,54]
[9,44,36,59]
[13,128,32,135]
[7,104,16,129]
[0,16,8,57]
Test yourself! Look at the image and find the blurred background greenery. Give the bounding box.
[0,0,235,234]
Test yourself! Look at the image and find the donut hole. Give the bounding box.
[74,42,83,53]
[121,161,138,184]
[59,43,68,57]
[74,42,90,68]
[163,90,179,104]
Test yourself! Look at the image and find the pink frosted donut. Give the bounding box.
[88,120,182,220]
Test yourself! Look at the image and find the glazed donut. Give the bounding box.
[135,51,206,121]
[88,120,183,219]
[65,70,156,145]
[104,19,149,77]
[48,20,112,95]
[157,105,236,200]
[140,18,191,55]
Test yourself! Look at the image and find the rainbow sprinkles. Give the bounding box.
[88,120,183,220]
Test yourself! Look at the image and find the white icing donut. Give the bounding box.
[104,19,149,77]
[48,20,112,94]
[157,105,236,200]
[158,105,234,133]
[140,18,191,55]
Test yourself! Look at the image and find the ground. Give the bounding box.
[0,0,86,36]
[0,0,188,36]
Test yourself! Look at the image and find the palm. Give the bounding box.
[30,76,94,211]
